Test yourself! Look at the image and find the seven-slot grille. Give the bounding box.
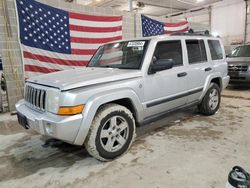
[228,65,248,72]
[25,85,46,111]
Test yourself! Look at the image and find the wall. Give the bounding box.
[0,0,24,112]
[211,0,246,52]
[0,0,140,111]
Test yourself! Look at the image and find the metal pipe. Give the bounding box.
[128,0,133,12]
[244,0,248,44]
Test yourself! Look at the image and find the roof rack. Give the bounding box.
[171,29,216,37]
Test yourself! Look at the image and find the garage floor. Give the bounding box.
[0,86,250,188]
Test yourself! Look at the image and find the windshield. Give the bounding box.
[228,45,250,57]
[88,40,149,69]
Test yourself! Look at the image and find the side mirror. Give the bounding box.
[149,59,174,74]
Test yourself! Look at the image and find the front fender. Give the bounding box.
[73,88,143,145]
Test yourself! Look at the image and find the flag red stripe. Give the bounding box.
[23,51,88,66]
[164,21,188,27]
[104,48,121,54]
[71,48,96,55]
[69,12,122,22]
[99,56,122,64]
[164,27,189,34]
[69,24,122,33]
[25,65,60,73]
[70,36,122,44]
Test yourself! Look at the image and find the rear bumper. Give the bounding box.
[15,100,83,144]
[222,76,230,89]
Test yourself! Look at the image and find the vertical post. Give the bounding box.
[128,0,136,38]
[134,13,136,38]
[208,6,212,32]
[244,0,248,44]
[128,0,133,12]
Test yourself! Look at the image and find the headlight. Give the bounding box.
[46,89,60,113]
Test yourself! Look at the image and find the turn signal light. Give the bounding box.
[57,104,84,115]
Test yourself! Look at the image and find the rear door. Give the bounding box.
[185,39,213,103]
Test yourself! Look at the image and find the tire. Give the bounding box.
[85,103,136,161]
[198,83,221,116]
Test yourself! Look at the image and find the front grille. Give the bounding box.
[230,76,246,80]
[25,85,46,111]
[228,65,248,72]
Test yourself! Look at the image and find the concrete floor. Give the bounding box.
[0,86,250,188]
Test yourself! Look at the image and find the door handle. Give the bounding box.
[177,72,187,77]
[204,67,212,72]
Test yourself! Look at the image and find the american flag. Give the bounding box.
[16,0,122,78]
[141,15,189,37]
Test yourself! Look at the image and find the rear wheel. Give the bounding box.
[85,103,136,161]
[199,83,221,116]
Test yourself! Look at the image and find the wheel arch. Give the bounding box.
[200,73,222,100]
[73,89,143,145]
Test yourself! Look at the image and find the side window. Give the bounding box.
[153,40,183,67]
[208,40,223,60]
[186,40,207,64]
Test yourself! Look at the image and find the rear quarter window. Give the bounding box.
[186,40,207,64]
[208,40,223,60]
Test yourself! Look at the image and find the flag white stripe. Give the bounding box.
[70,30,122,38]
[164,24,189,32]
[25,71,43,78]
[71,43,102,50]
[22,45,92,60]
[25,59,86,71]
[69,18,122,28]
[101,51,122,60]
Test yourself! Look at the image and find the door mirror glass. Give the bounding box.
[149,59,174,74]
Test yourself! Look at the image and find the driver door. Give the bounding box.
[143,40,188,118]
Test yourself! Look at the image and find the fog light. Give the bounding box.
[45,123,53,135]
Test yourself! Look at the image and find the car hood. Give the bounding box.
[27,67,142,91]
[227,57,250,65]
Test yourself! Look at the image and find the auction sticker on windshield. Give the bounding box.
[127,41,145,47]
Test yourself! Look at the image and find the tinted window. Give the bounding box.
[186,40,207,64]
[153,40,183,66]
[208,40,223,60]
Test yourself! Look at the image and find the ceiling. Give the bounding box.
[76,0,223,16]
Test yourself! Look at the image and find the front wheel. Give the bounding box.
[198,83,221,116]
[85,103,136,161]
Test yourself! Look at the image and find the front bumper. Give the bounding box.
[15,99,83,144]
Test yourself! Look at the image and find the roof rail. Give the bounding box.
[170,29,216,37]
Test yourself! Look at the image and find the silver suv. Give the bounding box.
[16,34,229,161]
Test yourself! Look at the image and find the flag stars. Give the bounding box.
[18,1,70,53]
